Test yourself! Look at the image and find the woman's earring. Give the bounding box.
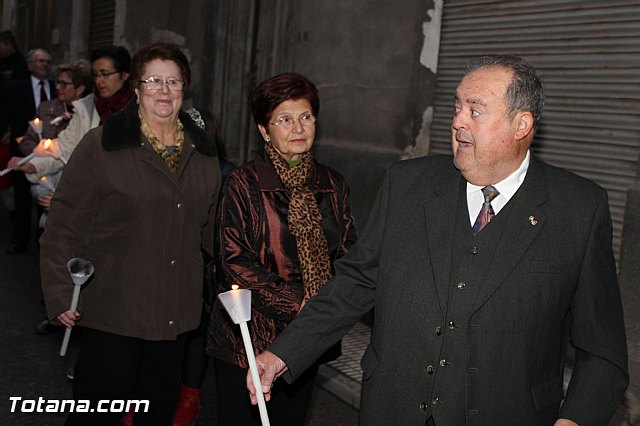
[265,137,270,142]
[136,97,139,105]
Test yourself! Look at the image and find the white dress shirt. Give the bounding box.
[31,75,51,109]
[466,150,530,226]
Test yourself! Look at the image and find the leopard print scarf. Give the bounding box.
[264,141,332,300]
[139,112,184,176]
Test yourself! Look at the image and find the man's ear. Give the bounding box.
[515,111,535,141]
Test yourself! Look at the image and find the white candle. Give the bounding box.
[15,152,36,167]
[241,321,271,426]
[29,118,43,140]
[59,284,81,356]
[39,175,56,193]
[60,258,94,356]
[34,138,66,164]
[0,152,35,176]
[218,286,271,426]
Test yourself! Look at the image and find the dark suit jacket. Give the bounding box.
[270,154,628,426]
[0,78,56,155]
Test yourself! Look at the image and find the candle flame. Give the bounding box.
[33,118,40,124]
[43,139,52,149]
[40,176,48,183]
[231,284,240,290]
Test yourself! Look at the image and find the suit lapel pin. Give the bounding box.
[529,215,538,226]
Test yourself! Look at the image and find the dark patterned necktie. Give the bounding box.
[472,185,500,235]
[39,80,48,104]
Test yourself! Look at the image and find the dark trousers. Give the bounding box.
[214,358,319,426]
[10,170,31,247]
[65,327,189,426]
[181,315,209,388]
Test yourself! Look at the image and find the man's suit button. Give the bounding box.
[435,326,442,336]
[439,359,447,367]
[432,397,440,405]
[426,364,434,374]
[470,246,479,254]
[457,282,466,290]
[420,402,429,411]
[448,321,455,329]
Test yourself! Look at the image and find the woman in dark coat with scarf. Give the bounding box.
[40,42,221,425]
[207,72,357,425]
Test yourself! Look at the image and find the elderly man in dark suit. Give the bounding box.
[0,48,54,254]
[248,55,628,425]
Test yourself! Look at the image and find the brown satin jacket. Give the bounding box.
[207,149,357,368]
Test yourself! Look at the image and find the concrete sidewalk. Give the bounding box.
[316,321,370,410]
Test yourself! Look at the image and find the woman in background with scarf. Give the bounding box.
[207,72,357,425]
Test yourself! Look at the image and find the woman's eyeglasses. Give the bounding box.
[269,113,316,130]
[138,77,185,91]
[55,80,73,88]
[92,70,119,80]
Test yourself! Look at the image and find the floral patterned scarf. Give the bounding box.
[139,113,184,176]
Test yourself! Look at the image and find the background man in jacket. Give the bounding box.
[248,55,628,425]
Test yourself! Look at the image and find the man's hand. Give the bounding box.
[554,419,579,426]
[246,351,288,405]
[7,156,35,173]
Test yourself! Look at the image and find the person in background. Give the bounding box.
[0,30,26,208]
[17,63,92,336]
[0,135,12,212]
[207,72,357,425]
[11,47,130,383]
[193,108,235,177]
[18,63,92,156]
[167,106,234,426]
[0,47,54,255]
[14,46,131,183]
[0,30,29,88]
[39,42,221,425]
[248,55,628,426]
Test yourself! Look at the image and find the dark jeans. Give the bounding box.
[214,358,319,426]
[65,327,188,426]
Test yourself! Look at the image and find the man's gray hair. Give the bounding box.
[467,55,545,129]
[26,48,51,61]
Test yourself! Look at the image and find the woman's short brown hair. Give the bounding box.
[252,72,319,128]
[129,42,191,89]
[55,63,92,96]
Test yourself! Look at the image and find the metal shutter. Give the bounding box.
[429,0,640,263]
[89,0,115,50]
